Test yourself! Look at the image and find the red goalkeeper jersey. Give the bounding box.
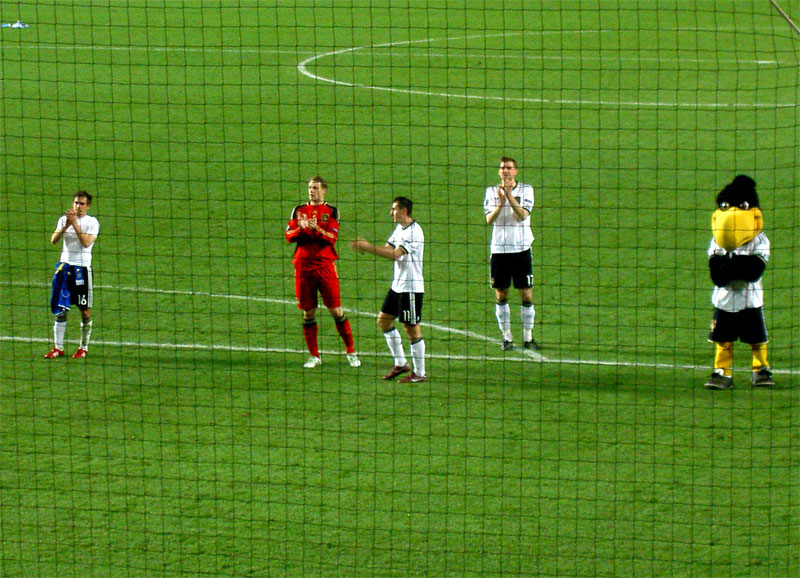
[285,203,340,271]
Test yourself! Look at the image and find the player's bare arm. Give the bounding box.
[51,209,72,244]
[50,224,67,244]
[350,239,405,260]
[64,211,96,248]
[51,214,96,247]
[504,193,529,221]
[485,188,506,224]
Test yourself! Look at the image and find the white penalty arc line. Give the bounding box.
[297,31,797,110]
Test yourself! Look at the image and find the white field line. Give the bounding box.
[0,44,313,56]
[4,334,800,376]
[2,29,793,107]
[297,31,797,109]
[0,42,782,67]
[2,280,545,362]
[0,333,539,365]
[4,280,799,375]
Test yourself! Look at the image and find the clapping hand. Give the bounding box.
[496,185,507,205]
[299,216,318,230]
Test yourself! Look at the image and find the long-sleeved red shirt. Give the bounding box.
[285,203,340,271]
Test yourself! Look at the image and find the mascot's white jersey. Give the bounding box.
[708,232,769,312]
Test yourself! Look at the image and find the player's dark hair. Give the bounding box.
[309,176,328,190]
[499,156,517,168]
[74,190,93,205]
[393,196,413,215]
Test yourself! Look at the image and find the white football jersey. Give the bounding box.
[387,220,425,293]
[708,232,769,312]
[484,182,535,254]
[58,214,99,267]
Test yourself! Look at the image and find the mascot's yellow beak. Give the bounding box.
[712,207,763,251]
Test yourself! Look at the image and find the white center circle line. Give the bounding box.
[297,31,796,109]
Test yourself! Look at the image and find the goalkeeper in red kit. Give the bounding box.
[285,176,360,368]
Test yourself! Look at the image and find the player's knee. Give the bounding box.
[496,298,509,306]
[404,324,422,341]
[55,313,67,322]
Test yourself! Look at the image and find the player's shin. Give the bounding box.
[80,317,93,349]
[495,301,512,341]
[521,302,535,342]
[303,319,320,358]
[54,315,67,350]
[410,338,426,377]
[334,315,355,354]
[384,327,407,367]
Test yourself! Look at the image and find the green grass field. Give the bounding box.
[1,1,798,576]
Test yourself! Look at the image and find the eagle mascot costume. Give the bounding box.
[705,175,773,389]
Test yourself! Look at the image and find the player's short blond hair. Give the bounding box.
[309,176,328,190]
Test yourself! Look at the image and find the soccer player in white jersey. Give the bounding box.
[484,156,540,351]
[44,191,99,359]
[350,196,427,383]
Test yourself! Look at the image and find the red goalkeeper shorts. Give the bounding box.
[294,262,341,311]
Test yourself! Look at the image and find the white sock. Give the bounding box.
[54,319,67,350]
[410,339,426,377]
[521,303,535,342]
[80,318,93,349]
[384,328,407,366]
[495,302,512,341]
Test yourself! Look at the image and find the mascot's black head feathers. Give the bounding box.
[716,175,759,210]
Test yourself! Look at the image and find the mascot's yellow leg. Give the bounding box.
[714,342,734,377]
[751,343,768,371]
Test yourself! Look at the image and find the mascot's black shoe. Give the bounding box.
[705,372,734,390]
[751,368,774,387]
